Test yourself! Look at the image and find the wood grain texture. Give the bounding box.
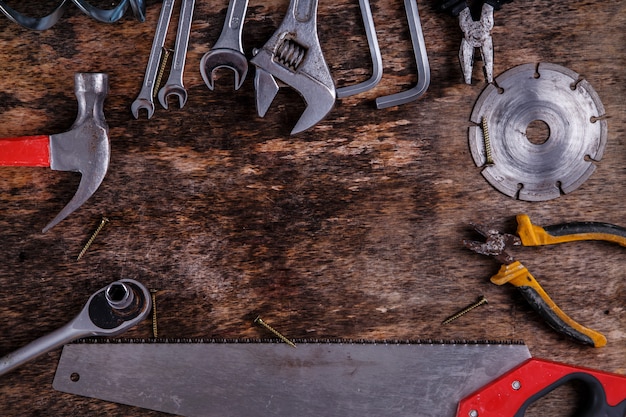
[0,0,624,415]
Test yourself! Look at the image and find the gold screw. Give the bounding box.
[254,316,296,348]
[442,295,488,325]
[153,48,171,99]
[77,217,109,260]
[150,289,158,338]
[481,116,494,165]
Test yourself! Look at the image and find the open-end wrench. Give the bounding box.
[0,279,151,377]
[131,0,175,119]
[200,0,249,90]
[158,0,196,109]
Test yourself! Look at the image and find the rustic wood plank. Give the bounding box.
[0,0,624,415]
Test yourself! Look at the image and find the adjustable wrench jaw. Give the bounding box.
[250,0,336,135]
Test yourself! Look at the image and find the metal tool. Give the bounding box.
[0,279,151,377]
[335,0,382,98]
[468,62,607,201]
[53,340,626,416]
[250,0,336,135]
[0,73,109,232]
[0,0,145,31]
[200,0,249,90]
[464,213,626,347]
[54,341,531,416]
[158,0,195,109]
[131,0,176,119]
[438,0,512,84]
[374,0,430,109]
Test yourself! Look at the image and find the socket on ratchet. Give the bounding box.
[132,0,195,118]
[0,279,151,377]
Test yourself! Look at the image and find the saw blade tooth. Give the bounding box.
[75,337,527,346]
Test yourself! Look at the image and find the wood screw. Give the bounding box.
[77,217,109,260]
[150,289,159,338]
[481,116,494,165]
[254,316,296,348]
[153,48,171,99]
[442,295,488,325]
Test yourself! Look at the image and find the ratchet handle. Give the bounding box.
[0,135,51,166]
[516,213,626,247]
[457,358,626,417]
[491,261,607,347]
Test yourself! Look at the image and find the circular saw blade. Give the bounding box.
[469,62,607,201]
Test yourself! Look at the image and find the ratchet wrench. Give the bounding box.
[200,0,249,90]
[0,279,151,377]
[158,0,196,109]
[131,0,175,119]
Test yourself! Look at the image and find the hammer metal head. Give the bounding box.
[44,73,110,232]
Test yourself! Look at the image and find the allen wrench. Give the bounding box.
[375,0,430,109]
[336,0,383,98]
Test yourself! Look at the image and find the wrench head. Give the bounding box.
[200,49,249,91]
[157,84,188,110]
[250,43,335,135]
[131,97,155,119]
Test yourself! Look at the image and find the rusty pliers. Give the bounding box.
[464,214,626,348]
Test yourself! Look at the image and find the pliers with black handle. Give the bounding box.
[464,214,626,348]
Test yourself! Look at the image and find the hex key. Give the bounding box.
[375,0,430,109]
[336,0,383,98]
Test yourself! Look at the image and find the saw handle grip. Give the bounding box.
[516,213,626,247]
[457,358,626,417]
[491,261,607,347]
[0,135,50,167]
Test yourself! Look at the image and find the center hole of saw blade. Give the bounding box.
[525,120,551,145]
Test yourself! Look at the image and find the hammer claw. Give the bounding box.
[0,73,110,232]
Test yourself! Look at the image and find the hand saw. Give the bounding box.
[52,339,626,417]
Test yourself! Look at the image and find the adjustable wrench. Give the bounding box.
[250,0,336,135]
[200,0,249,90]
[0,279,151,376]
[131,0,175,119]
[158,0,196,109]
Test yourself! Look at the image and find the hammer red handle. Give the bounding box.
[0,135,51,167]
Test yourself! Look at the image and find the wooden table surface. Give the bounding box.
[0,0,624,415]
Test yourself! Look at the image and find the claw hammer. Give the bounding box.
[0,73,109,232]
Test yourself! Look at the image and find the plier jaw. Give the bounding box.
[463,223,521,265]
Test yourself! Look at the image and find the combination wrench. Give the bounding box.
[131,0,175,119]
[0,279,151,377]
[158,0,196,109]
[200,0,249,90]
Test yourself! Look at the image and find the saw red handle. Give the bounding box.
[0,135,50,167]
[457,358,626,417]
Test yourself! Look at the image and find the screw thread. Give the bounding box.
[254,316,296,348]
[481,117,494,165]
[442,296,488,325]
[77,217,109,260]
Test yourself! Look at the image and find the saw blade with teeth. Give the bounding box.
[468,62,608,201]
[53,339,530,417]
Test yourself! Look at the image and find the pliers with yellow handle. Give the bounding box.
[464,214,626,348]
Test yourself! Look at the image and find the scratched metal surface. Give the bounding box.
[0,0,624,416]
